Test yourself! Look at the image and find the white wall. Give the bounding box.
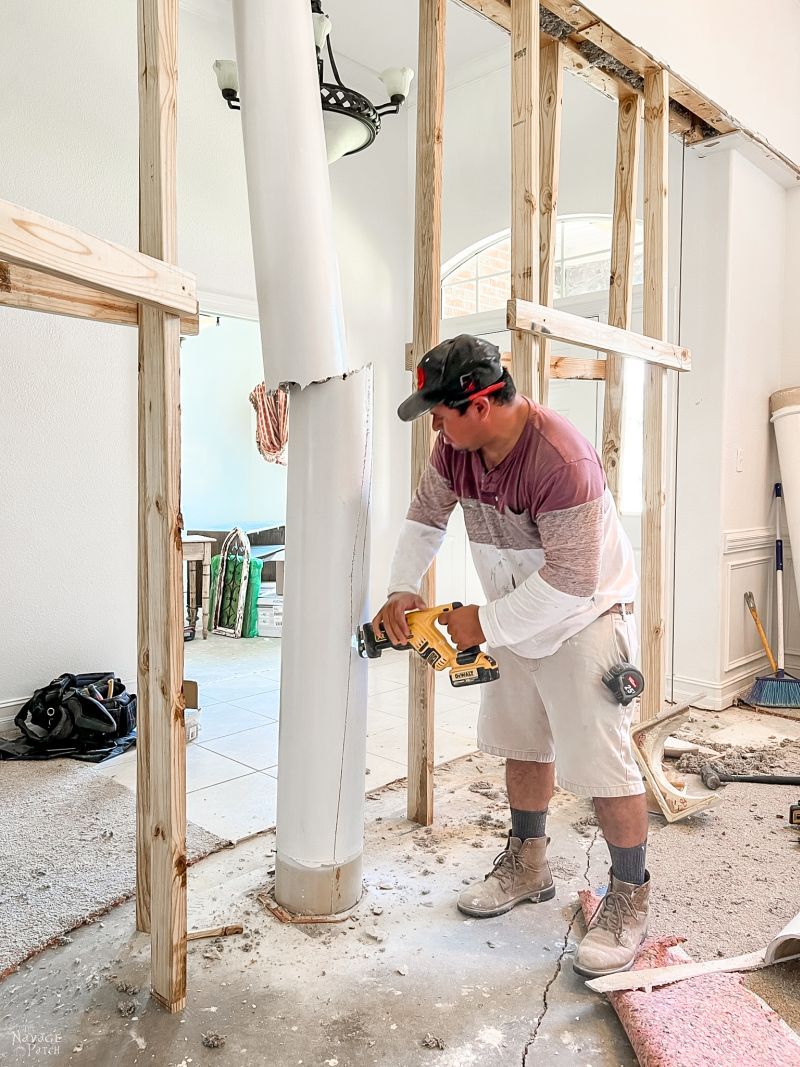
[588,0,800,170]
[0,0,139,719]
[180,317,287,529]
[670,144,793,707]
[782,187,800,387]
[0,1,409,721]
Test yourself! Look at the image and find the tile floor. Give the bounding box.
[96,627,481,842]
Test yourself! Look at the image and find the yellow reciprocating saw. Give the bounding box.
[356,602,499,688]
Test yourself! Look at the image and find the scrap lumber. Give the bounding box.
[408,0,447,827]
[586,950,788,994]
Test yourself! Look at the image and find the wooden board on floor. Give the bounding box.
[408,0,447,827]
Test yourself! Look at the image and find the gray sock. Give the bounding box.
[607,841,647,886]
[511,808,547,841]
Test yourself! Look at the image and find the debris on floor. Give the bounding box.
[421,1032,446,1049]
[1,704,798,1065]
[577,889,800,1065]
[675,737,800,776]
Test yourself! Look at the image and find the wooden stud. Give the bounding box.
[549,355,606,380]
[508,299,689,371]
[0,197,196,316]
[501,350,607,379]
[641,67,670,724]
[407,0,446,827]
[510,0,540,402]
[538,38,563,405]
[602,91,641,505]
[137,0,187,1012]
[0,262,199,334]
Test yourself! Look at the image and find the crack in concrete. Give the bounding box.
[521,829,602,1065]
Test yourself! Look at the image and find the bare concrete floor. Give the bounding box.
[1,705,798,1066]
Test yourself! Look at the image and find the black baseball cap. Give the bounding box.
[397,334,505,422]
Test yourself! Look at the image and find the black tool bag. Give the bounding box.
[0,673,136,763]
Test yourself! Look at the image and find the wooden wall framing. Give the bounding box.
[407,0,448,826]
[406,0,706,823]
[1,0,194,1014]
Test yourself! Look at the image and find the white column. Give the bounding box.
[233,0,371,913]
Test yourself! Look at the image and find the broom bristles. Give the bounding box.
[745,671,800,708]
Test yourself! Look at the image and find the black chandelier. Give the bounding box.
[213,1,413,164]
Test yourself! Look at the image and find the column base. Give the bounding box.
[274,851,362,916]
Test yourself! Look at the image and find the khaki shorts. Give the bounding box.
[477,611,645,798]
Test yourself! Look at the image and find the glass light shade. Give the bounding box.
[312,12,332,50]
[213,59,239,94]
[379,66,414,101]
[323,111,371,164]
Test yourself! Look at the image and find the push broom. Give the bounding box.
[745,483,800,708]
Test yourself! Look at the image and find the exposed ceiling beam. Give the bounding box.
[454,0,736,144]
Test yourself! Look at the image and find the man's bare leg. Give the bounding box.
[505,758,555,811]
[592,794,648,849]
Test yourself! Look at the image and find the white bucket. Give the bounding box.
[770,387,800,613]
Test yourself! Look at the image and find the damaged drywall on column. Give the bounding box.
[233,0,362,389]
[233,0,372,914]
[278,367,372,914]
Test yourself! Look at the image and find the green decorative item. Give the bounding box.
[211,528,252,638]
[208,554,263,639]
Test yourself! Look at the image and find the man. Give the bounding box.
[371,334,648,979]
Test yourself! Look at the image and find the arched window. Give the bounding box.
[441,215,644,319]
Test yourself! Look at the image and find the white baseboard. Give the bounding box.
[667,669,759,711]
[0,696,27,733]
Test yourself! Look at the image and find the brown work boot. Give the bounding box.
[457,833,555,918]
[573,870,651,978]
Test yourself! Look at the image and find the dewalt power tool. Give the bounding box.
[357,602,499,688]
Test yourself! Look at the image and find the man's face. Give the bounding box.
[430,402,484,451]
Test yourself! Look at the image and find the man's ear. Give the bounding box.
[472,397,492,420]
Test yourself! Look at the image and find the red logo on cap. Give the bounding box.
[417,367,426,391]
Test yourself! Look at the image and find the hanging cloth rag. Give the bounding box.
[249,382,289,464]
